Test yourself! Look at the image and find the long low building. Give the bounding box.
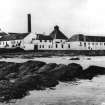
[0,32,36,50]
[0,26,105,51]
[69,34,105,50]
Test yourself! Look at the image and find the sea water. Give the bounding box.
[1,56,105,105]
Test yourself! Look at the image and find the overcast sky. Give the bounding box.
[0,0,105,37]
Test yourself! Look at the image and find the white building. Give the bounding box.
[0,32,36,50]
[33,25,71,51]
[69,34,105,50]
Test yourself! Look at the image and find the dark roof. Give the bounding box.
[0,32,9,36]
[69,34,84,41]
[0,33,29,41]
[69,34,105,42]
[36,34,53,40]
[49,25,68,39]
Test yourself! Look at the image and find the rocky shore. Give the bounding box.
[0,60,105,103]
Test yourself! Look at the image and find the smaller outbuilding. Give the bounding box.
[0,32,37,50]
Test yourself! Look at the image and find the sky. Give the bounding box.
[0,0,105,37]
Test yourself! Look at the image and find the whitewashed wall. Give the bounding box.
[0,40,22,48]
[22,44,34,50]
[21,33,37,50]
[69,41,105,50]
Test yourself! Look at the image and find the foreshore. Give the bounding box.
[0,59,104,104]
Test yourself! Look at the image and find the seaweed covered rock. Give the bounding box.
[49,64,68,80]
[14,74,58,90]
[0,80,14,103]
[82,66,105,80]
[18,60,46,77]
[37,63,57,73]
[0,62,19,80]
[61,63,83,81]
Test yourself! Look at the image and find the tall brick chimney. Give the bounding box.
[27,14,31,33]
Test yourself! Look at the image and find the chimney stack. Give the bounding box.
[27,14,31,33]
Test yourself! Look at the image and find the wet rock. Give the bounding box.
[18,60,46,77]
[82,66,105,80]
[61,63,83,81]
[0,80,14,103]
[14,74,58,90]
[37,63,57,73]
[0,62,19,80]
[49,64,68,80]
[70,57,80,60]
[5,73,18,80]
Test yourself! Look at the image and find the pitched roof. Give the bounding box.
[49,25,68,39]
[0,32,9,36]
[0,33,29,41]
[69,34,105,42]
[36,34,53,40]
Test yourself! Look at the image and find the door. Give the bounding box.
[34,45,38,51]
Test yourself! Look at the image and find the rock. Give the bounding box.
[18,60,46,77]
[82,66,105,80]
[87,58,91,60]
[0,80,13,89]
[14,74,58,90]
[5,73,18,80]
[38,74,59,88]
[0,80,14,103]
[61,63,83,81]
[0,62,19,80]
[37,63,57,73]
[70,57,80,60]
[49,64,68,80]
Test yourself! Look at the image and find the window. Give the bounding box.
[56,44,58,48]
[49,45,50,48]
[104,43,105,45]
[61,44,63,48]
[84,42,86,47]
[68,44,70,48]
[80,42,82,46]
[32,38,35,40]
[92,42,94,45]
[45,40,47,42]
[88,43,90,45]
[40,40,42,42]
[42,45,44,48]
[39,45,41,48]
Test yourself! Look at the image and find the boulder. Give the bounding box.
[82,66,105,80]
[0,62,19,80]
[61,63,83,81]
[37,63,57,73]
[14,74,58,90]
[70,57,80,60]
[18,60,46,77]
[49,64,68,80]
